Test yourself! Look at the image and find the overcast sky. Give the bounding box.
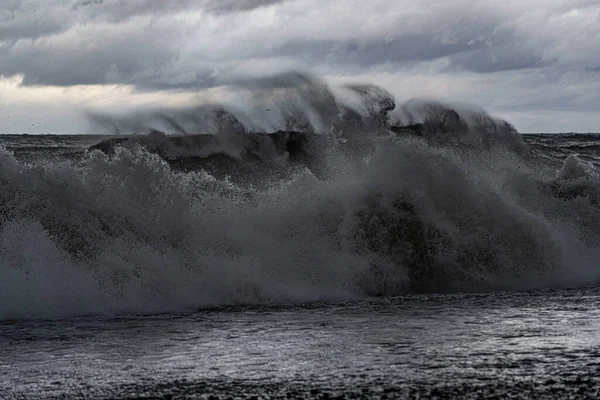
[1,0,599,134]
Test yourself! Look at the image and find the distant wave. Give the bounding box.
[1,73,599,320]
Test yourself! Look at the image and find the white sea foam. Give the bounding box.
[1,75,599,320]
[1,129,599,321]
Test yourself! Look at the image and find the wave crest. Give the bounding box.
[1,73,598,320]
[2,130,600,320]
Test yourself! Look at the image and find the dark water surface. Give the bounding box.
[2,289,600,399]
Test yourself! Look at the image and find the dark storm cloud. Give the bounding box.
[0,0,292,87]
[204,0,288,13]
[0,0,599,134]
[0,20,180,86]
[0,2,65,41]
[270,36,474,67]
[5,0,590,91]
[264,29,543,74]
[70,0,287,19]
[448,46,545,73]
[0,2,541,88]
[0,0,286,41]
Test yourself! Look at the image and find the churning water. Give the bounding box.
[1,75,600,398]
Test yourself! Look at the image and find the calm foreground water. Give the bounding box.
[2,288,600,399]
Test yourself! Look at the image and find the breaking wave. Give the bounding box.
[1,73,600,320]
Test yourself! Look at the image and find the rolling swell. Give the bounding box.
[1,75,600,320]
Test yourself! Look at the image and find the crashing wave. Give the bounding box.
[83,76,526,184]
[390,100,525,152]
[87,73,523,153]
[1,73,599,320]
[88,73,397,137]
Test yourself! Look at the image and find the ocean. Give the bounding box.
[2,123,600,398]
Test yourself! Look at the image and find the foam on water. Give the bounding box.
[1,75,600,320]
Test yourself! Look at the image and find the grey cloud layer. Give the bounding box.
[1,1,598,86]
[1,0,287,39]
[0,0,599,131]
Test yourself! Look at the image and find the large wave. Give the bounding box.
[87,73,395,136]
[1,73,599,320]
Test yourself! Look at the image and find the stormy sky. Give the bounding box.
[0,0,599,134]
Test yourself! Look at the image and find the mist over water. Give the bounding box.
[1,73,600,320]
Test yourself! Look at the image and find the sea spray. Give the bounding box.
[2,129,600,320]
[1,75,600,320]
